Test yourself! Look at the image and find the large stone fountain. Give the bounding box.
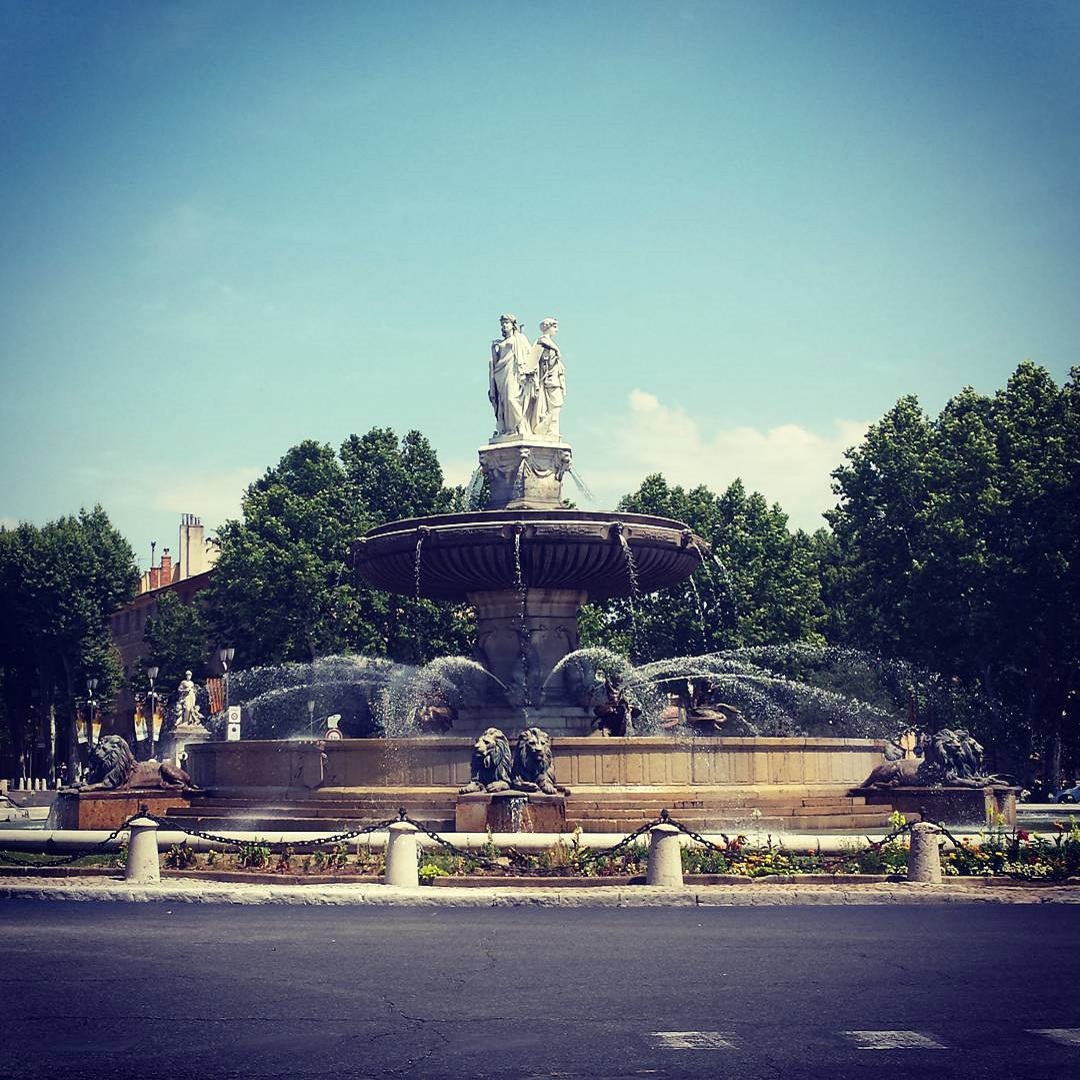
[183,314,891,834]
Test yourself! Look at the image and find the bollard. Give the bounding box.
[906,821,943,884]
[646,823,684,887]
[125,811,161,884]
[384,821,420,887]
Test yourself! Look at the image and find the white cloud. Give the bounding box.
[585,391,869,531]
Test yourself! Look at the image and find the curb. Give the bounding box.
[3,877,1080,907]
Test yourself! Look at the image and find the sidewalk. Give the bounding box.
[3,874,1080,907]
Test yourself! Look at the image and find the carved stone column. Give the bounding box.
[468,588,586,708]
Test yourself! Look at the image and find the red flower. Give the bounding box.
[1017,829,1030,842]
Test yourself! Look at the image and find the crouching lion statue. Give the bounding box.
[458,727,512,793]
[67,734,199,793]
[863,727,1006,789]
[510,727,570,796]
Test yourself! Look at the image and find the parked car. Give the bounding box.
[1054,785,1080,803]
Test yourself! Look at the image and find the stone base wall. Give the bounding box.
[186,736,885,794]
[49,790,194,830]
[857,785,1018,827]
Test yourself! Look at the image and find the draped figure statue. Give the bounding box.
[488,314,533,439]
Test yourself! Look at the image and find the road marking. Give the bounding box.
[1030,1028,1080,1046]
[649,1031,737,1050]
[843,1030,947,1050]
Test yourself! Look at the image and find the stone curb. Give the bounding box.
[2,877,1080,907]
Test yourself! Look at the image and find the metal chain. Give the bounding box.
[139,810,401,852]
[0,813,142,868]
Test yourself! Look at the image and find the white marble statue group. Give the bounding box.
[488,314,566,442]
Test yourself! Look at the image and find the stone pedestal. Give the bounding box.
[49,789,193,830]
[856,785,1018,826]
[469,588,586,708]
[456,791,567,833]
[160,723,212,770]
[478,440,572,511]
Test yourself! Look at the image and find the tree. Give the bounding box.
[141,591,210,691]
[205,429,473,668]
[825,363,1080,780]
[581,474,824,662]
[0,507,138,777]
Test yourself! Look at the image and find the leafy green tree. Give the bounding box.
[0,507,138,776]
[581,474,824,662]
[141,591,210,691]
[825,363,1080,780]
[205,429,472,668]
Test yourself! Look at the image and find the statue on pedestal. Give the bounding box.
[489,314,533,439]
[174,670,203,728]
[533,317,565,439]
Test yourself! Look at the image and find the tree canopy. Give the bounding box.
[823,362,1080,778]
[205,428,473,668]
[580,474,824,662]
[0,506,138,775]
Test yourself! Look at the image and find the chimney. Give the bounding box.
[160,548,173,585]
[178,514,206,579]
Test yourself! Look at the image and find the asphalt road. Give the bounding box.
[3,900,1080,1079]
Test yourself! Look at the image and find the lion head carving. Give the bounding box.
[863,727,1002,789]
[75,734,136,791]
[510,727,569,796]
[458,727,512,794]
[919,727,995,787]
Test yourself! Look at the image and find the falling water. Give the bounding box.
[687,575,708,654]
[414,528,427,599]
[513,523,532,708]
[567,466,594,503]
[465,466,486,510]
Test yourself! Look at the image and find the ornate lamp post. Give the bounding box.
[146,666,159,760]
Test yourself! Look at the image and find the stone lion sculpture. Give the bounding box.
[510,727,570,796]
[68,734,198,792]
[458,727,512,794]
[863,727,1003,789]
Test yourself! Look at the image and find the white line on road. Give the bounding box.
[1030,1029,1080,1046]
[649,1031,738,1050]
[843,1030,948,1050]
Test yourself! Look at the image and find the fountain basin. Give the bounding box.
[187,736,885,793]
[352,510,708,602]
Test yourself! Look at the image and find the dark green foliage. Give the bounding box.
[140,591,210,690]
[0,507,138,774]
[581,475,824,662]
[205,429,473,668]
[825,363,1080,779]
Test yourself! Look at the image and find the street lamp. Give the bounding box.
[146,666,159,760]
[218,647,235,713]
[307,697,316,738]
[85,677,100,751]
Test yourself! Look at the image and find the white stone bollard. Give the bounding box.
[906,821,943,884]
[384,821,420,887]
[646,823,684,887]
[125,812,161,884]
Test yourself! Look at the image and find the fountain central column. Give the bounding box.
[468,587,587,708]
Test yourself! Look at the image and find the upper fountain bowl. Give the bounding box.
[353,509,709,602]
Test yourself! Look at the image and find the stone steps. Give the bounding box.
[161,786,891,836]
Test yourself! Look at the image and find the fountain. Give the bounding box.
[182,313,897,834]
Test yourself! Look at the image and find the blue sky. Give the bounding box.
[2,0,1077,565]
